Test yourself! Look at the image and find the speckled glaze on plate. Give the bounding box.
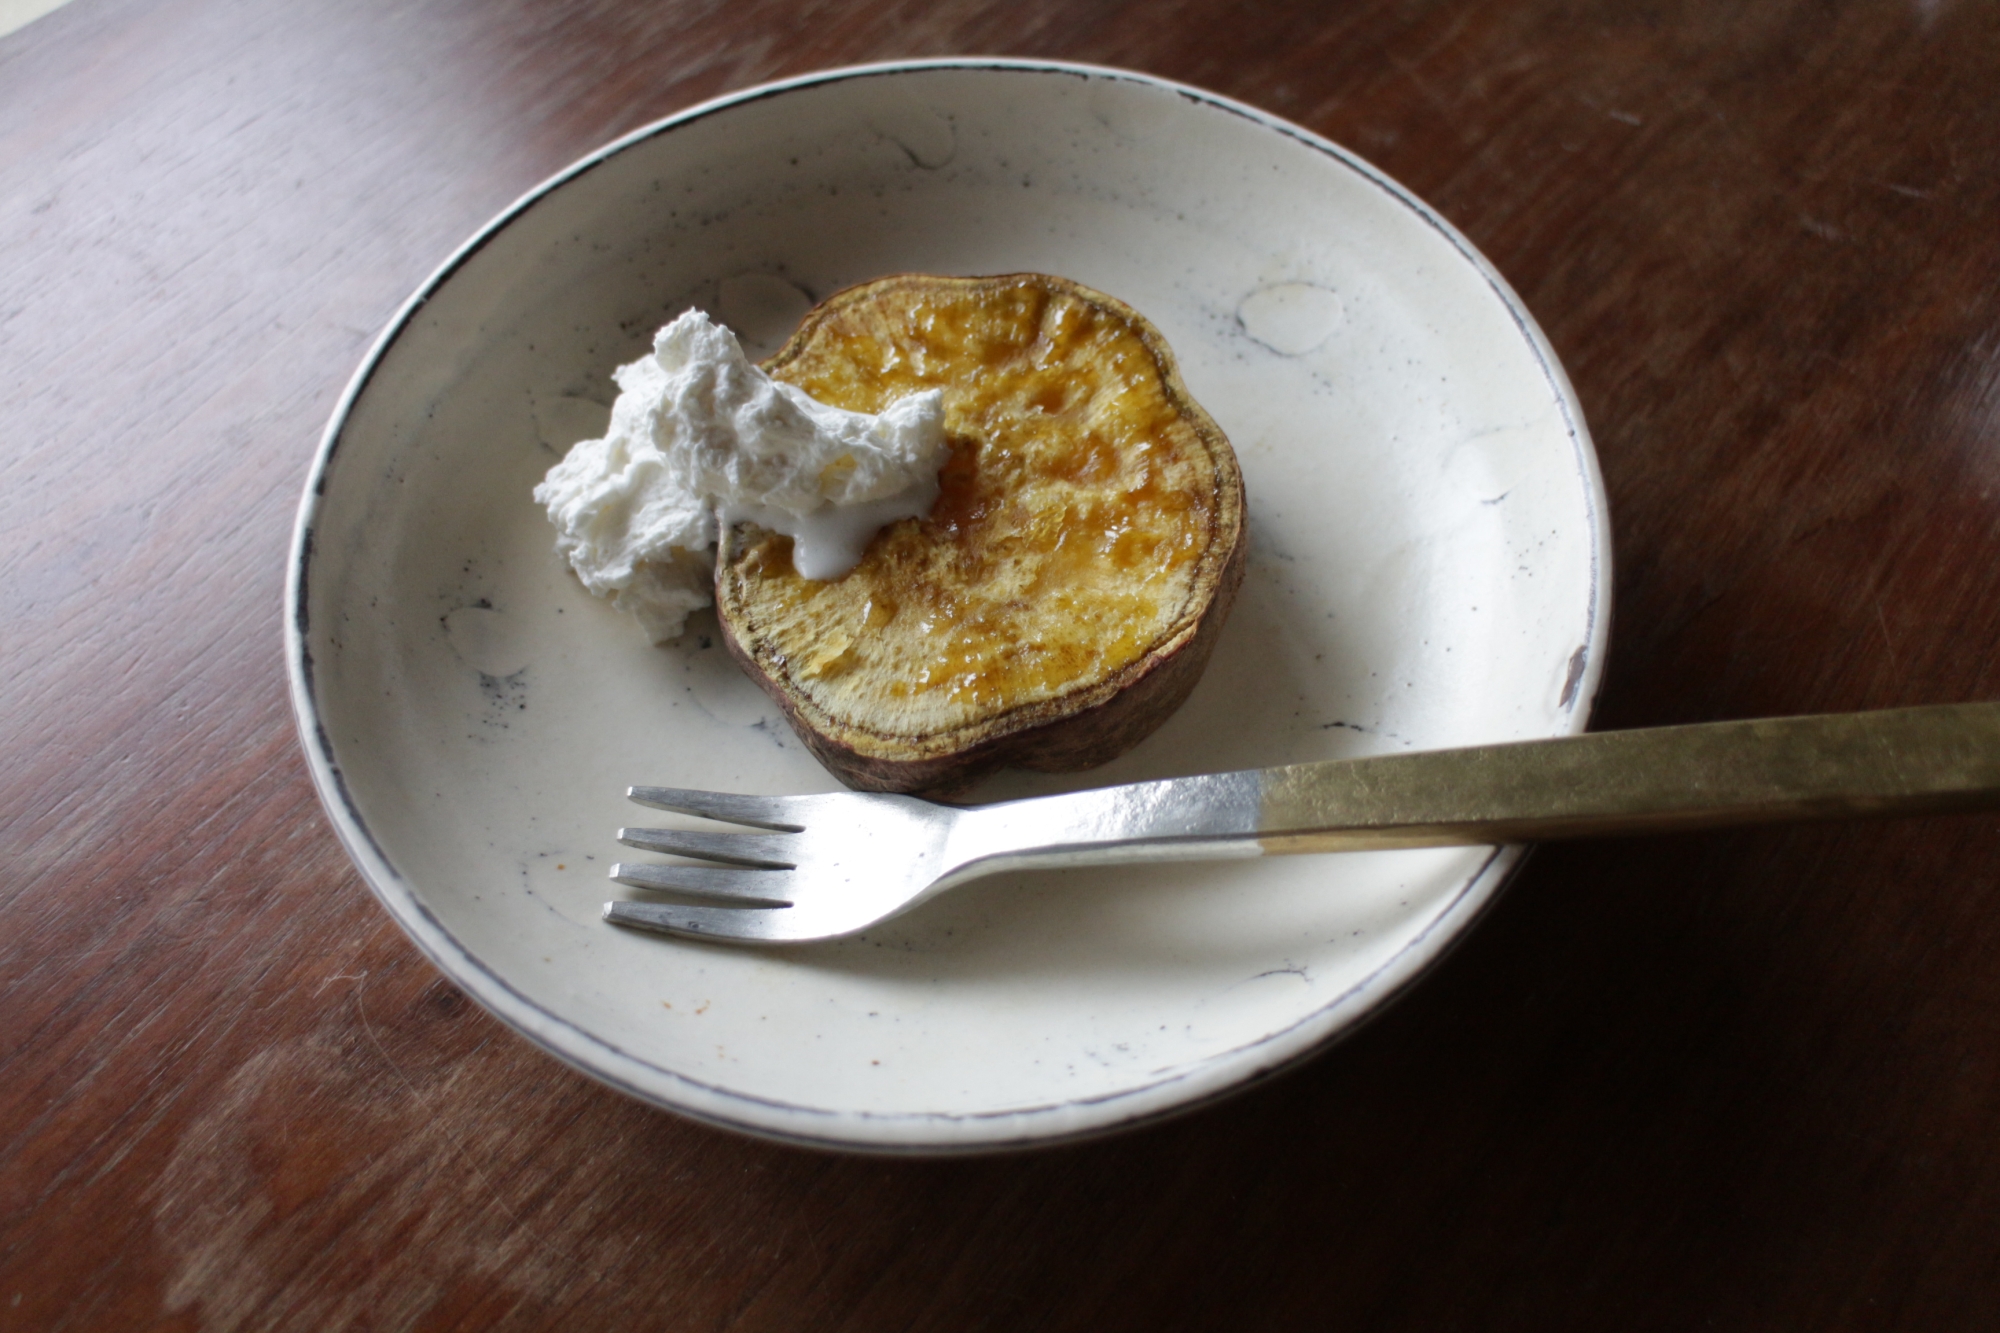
[287,60,1610,1153]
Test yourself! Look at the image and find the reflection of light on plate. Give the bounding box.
[864,94,956,168]
[443,604,529,677]
[716,274,815,358]
[1238,282,1345,355]
[531,395,609,451]
[675,616,781,727]
[1087,74,1177,142]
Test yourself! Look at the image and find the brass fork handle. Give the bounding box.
[1257,702,2000,851]
[955,703,2000,875]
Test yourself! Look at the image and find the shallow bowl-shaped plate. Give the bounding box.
[289,59,1609,1152]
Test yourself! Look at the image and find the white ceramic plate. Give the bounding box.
[288,60,1609,1152]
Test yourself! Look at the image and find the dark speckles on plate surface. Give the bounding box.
[475,667,530,733]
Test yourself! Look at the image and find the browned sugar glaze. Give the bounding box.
[724,274,1234,747]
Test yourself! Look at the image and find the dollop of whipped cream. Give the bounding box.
[533,309,947,641]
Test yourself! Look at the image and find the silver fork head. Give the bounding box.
[603,785,958,943]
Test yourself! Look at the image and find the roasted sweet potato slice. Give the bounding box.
[716,273,1247,795]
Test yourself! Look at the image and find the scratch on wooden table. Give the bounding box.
[1875,599,1901,673]
[349,974,524,1230]
[311,968,367,997]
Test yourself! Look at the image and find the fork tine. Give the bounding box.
[609,862,794,907]
[626,785,806,832]
[603,899,796,942]
[616,828,797,868]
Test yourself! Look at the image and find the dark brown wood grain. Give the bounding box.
[3,0,1998,1328]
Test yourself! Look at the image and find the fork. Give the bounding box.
[603,702,2000,944]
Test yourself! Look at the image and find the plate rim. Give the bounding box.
[285,56,1612,1153]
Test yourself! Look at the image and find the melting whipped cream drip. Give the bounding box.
[534,309,947,641]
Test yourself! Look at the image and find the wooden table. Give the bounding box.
[6,0,1999,1327]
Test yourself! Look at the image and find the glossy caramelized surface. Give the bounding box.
[727,275,1233,738]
